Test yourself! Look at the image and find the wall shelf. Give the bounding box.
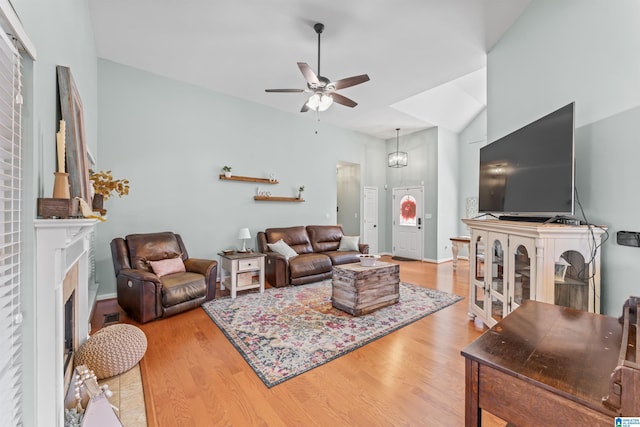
[254,196,304,202]
[219,174,278,184]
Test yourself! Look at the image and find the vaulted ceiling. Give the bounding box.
[89,0,530,139]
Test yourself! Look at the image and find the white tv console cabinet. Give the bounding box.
[462,219,607,327]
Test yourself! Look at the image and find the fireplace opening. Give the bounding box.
[64,290,75,373]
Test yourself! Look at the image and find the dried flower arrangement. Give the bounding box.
[89,170,130,201]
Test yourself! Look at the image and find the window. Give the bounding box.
[0,27,24,427]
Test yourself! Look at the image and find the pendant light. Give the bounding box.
[388,128,408,168]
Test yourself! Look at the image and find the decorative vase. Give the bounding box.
[92,194,105,213]
[52,172,71,199]
[224,171,232,178]
[298,192,303,199]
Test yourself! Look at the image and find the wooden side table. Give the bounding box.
[218,252,266,299]
[461,300,620,426]
[450,236,470,270]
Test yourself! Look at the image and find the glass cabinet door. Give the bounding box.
[471,234,486,313]
[509,236,535,312]
[488,233,508,325]
[554,250,589,311]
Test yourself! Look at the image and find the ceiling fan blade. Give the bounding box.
[331,92,358,108]
[265,89,305,93]
[297,62,320,87]
[332,74,370,90]
[300,101,310,113]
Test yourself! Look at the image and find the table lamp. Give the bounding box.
[237,228,251,252]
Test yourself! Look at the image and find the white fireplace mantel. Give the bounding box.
[34,218,99,427]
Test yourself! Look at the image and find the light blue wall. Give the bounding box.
[487,0,640,315]
[458,109,486,236]
[95,59,387,297]
[437,127,459,260]
[12,0,98,425]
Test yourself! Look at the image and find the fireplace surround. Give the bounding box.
[34,218,99,426]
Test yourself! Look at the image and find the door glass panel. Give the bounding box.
[491,240,504,295]
[554,251,588,311]
[491,294,503,323]
[513,245,531,305]
[473,235,485,311]
[475,236,485,281]
[399,195,417,226]
[474,283,485,311]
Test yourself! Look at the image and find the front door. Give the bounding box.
[392,186,424,260]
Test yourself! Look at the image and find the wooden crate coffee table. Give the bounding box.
[331,261,400,316]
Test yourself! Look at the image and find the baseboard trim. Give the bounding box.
[97,292,117,301]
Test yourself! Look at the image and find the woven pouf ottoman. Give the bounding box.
[75,324,147,380]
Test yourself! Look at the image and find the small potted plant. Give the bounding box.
[89,169,130,214]
[298,185,305,199]
[222,166,232,178]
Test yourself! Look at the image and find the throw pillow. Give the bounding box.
[149,256,186,277]
[267,239,298,260]
[338,235,360,251]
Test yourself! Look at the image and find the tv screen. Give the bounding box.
[478,103,575,217]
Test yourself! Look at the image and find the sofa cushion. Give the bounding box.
[323,250,361,266]
[149,256,186,277]
[126,232,183,272]
[307,225,345,252]
[267,239,298,260]
[265,226,314,254]
[338,235,360,251]
[288,253,332,279]
[161,272,207,307]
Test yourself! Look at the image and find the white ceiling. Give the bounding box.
[88,0,530,140]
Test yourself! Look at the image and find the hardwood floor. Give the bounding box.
[92,257,507,426]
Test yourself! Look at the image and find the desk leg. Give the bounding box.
[452,242,459,270]
[465,358,481,427]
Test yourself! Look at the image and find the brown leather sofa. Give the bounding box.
[256,225,369,287]
[111,232,217,323]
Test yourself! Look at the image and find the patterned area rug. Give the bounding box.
[202,280,463,388]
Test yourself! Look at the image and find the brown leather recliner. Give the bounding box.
[110,232,217,323]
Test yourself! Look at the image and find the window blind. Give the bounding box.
[0,26,23,427]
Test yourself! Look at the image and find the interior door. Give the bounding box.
[363,186,379,254]
[392,187,424,260]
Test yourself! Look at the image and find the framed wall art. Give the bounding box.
[57,65,91,206]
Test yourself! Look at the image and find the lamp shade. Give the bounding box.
[306,93,333,112]
[237,228,251,240]
[388,151,408,167]
[388,128,408,168]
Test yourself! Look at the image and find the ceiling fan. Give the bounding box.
[265,23,370,112]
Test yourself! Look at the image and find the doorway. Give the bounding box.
[336,162,361,236]
[392,186,424,260]
[363,187,379,254]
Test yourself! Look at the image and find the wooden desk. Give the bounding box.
[450,236,470,270]
[461,300,621,426]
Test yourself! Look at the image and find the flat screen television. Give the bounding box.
[478,103,575,219]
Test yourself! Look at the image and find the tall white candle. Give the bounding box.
[56,120,66,173]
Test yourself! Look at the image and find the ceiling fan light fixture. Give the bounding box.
[388,128,408,168]
[306,93,333,112]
